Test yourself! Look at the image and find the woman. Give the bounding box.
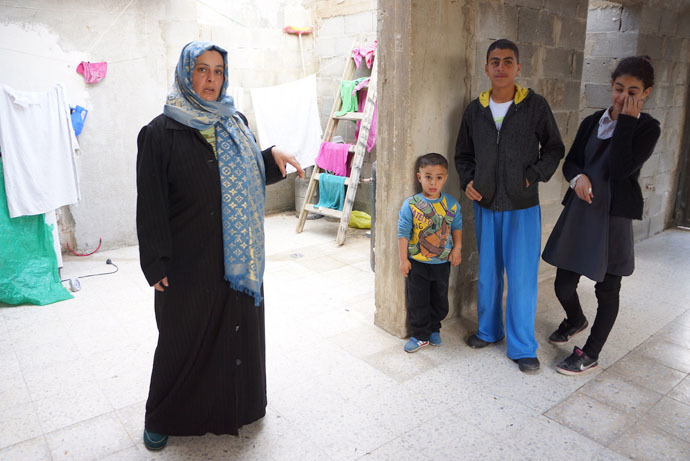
[542,56,660,376]
[136,41,303,449]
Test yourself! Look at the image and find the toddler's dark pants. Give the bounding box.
[554,267,622,360]
[406,259,450,341]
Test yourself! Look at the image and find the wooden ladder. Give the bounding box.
[295,47,377,245]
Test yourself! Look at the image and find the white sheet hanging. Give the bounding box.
[250,74,322,173]
[0,83,80,218]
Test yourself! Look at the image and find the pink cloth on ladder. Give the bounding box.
[315,142,352,177]
[352,41,377,69]
[355,88,377,152]
[76,61,108,84]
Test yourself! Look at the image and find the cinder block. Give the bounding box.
[663,36,683,61]
[563,79,581,110]
[518,43,542,78]
[636,33,664,61]
[505,0,544,9]
[638,5,662,34]
[544,0,580,18]
[584,82,610,109]
[318,16,345,38]
[660,10,679,36]
[620,5,641,33]
[588,32,638,57]
[543,47,573,78]
[558,18,586,50]
[659,148,679,174]
[343,10,375,35]
[584,5,621,33]
[517,7,554,46]
[479,3,518,41]
[540,78,566,109]
[673,83,688,105]
[581,57,614,83]
[315,36,338,58]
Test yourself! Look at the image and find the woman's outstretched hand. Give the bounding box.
[271,147,305,178]
[574,174,593,204]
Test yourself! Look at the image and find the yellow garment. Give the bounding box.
[478,84,529,108]
[349,210,371,229]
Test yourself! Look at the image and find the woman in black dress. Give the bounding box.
[542,56,660,376]
[136,41,303,449]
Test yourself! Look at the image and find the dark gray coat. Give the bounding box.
[455,86,565,211]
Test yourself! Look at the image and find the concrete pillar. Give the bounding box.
[375,0,472,337]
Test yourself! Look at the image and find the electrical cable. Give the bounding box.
[60,258,118,283]
[67,238,102,256]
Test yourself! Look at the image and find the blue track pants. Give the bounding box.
[473,203,541,359]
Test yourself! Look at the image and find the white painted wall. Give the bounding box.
[0,0,314,252]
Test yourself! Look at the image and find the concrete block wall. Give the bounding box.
[580,1,690,241]
[469,0,588,282]
[313,0,377,214]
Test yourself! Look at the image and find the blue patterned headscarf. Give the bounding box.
[164,41,266,306]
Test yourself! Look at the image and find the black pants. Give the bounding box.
[406,260,450,341]
[554,268,622,360]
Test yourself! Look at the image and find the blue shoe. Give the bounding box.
[404,337,429,353]
[143,430,168,450]
[429,332,441,346]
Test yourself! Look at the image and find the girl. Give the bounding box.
[542,56,661,375]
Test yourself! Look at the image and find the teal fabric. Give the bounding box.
[0,159,72,306]
[316,173,346,211]
[163,41,266,306]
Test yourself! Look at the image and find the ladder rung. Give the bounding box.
[314,172,350,185]
[333,112,363,121]
[304,203,343,219]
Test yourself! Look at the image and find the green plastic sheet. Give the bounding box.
[0,159,72,306]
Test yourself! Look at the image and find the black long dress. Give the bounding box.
[542,130,634,282]
[136,114,283,436]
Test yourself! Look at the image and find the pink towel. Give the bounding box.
[76,61,108,84]
[355,88,377,152]
[352,41,377,69]
[316,142,351,177]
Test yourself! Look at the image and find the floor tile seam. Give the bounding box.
[42,410,135,454]
[543,393,636,449]
[578,371,665,416]
[263,404,337,457]
[112,407,140,455]
[633,339,690,374]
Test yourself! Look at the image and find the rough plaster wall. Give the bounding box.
[580,1,690,241]
[313,0,377,214]
[375,0,468,337]
[0,1,169,252]
[0,0,313,253]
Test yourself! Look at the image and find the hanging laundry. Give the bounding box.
[334,77,368,116]
[355,88,378,152]
[315,141,352,177]
[70,105,88,136]
[352,41,377,69]
[0,83,80,218]
[250,74,322,173]
[315,173,346,211]
[0,159,72,305]
[76,61,107,84]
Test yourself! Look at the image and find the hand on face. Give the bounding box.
[610,74,651,120]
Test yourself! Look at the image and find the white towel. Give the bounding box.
[250,74,322,173]
[0,83,80,218]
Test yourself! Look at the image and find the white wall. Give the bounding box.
[0,0,313,252]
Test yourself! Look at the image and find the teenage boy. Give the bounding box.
[455,39,565,372]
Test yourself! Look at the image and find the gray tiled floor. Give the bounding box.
[1,214,689,460]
